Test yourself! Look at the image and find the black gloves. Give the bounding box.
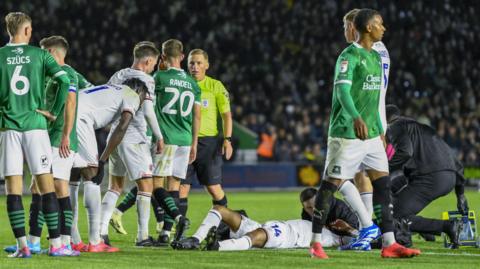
[92,160,106,185]
[457,194,469,215]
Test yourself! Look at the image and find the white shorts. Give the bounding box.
[0,129,52,177]
[324,136,388,180]
[152,144,191,179]
[76,118,98,167]
[262,221,297,249]
[51,147,81,181]
[109,142,153,180]
[229,216,262,239]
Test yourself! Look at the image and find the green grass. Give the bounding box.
[0,190,479,269]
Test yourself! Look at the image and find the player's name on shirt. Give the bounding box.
[169,78,193,90]
[6,54,30,65]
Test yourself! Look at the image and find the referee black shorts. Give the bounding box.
[184,136,223,186]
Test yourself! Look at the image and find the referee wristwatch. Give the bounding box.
[224,137,232,142]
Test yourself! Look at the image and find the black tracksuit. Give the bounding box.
[387,116,465,235]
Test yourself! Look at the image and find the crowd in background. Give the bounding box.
[2,0,479,165]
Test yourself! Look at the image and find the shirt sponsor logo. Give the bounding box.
[362,75,381,90]
[202,99,209,108]
[340,61,348,73]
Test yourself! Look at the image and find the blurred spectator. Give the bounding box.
[2,0,478,165]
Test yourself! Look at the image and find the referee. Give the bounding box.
[179,48,233,216]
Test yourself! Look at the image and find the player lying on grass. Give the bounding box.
[173,188,359,251]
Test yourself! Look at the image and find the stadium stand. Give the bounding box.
[2,0,479,165]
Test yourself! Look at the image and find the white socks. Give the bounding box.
[50,237,62,249]
[61,235,71,246]
[382,232,396,247]
[219,236,252,251]
[84,181,101,245]
[28,235,40,245]
[311,233,322,243]
[17,236,28,249]
[360,192,373,218]
[192,209,222,242]
[69,181,82,244]
[100,190,120,235]
[339,180,373,229]
[136,192,151,241]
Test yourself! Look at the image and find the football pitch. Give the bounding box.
[0,190,478,269]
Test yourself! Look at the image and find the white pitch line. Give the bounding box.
[422,251,480,257]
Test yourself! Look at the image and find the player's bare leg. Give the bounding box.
[354,172,373,217]
[208,228,267,251]
[206,184,227,207]
[366,169,420,258]
[99,175,124,245]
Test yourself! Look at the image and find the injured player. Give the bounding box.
[173,188,359,251]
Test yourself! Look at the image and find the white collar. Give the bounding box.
[6,42,27,46]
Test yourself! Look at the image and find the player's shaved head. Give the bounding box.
[162,39,183,59]
[40,35,69,55]
[188,49,209,63]
[354,8,380,33]
[133,41,160,60]
[343,9,360,23]
[5,12,31,37]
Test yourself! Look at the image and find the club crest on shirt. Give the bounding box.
[202,99,209,108]
[40,155,49,168]
[340,61,348,73]
[331,165,341,175]
[12,47,23,54]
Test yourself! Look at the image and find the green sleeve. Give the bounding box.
[334,52,360,119]
[76,72,92,90]
[45,53,70,117]
[377,110,384,134]
[336,85,360,119]
[215,81,231,114]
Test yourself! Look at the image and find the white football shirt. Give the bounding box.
[372,41,390,134]
[77,84,140,129]
[108,68,155,143]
